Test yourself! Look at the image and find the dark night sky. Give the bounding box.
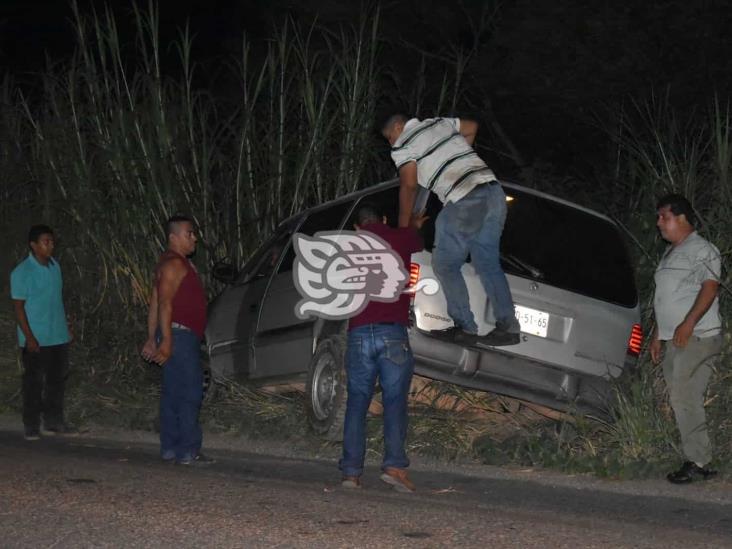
[3,0,732,182]
[0,0,257,71]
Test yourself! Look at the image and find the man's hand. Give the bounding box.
[410,210,430,230]
[151,338,173,366]
[141,337,157,362]
[649,336,662,364]
[458,119,479,146]
[25,335,41,354]
[672,319,695,348]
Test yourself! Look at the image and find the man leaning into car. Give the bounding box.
[381,112,521,347]
[339,204,425,492]
[650,194,723,484]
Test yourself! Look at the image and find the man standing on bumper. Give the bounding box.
[339,205,425,492]
[650,194,723,484]
[382,114,520,346]
[11,225,74,440]
[141,215,212,465]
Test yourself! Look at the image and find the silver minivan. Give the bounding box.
[205,179,642,439]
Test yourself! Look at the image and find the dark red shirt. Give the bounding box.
[348,223,423,330]
[163,252,207,339]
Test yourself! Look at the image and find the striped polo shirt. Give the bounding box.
[390,117,497,204]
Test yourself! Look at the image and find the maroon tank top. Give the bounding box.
[163,252,207,338]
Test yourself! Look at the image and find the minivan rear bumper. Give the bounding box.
[409,329,627,415]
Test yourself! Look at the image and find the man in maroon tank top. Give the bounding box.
[141,215,213,465]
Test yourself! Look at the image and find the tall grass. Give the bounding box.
[1,1,470,405]
[472,95,732,477]
[2,2,392,362]
[6,2,730,478]
[551,93,732,475]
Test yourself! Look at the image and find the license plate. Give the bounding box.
[514,305,549,338]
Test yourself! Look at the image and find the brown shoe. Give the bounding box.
[341,476,362,489]
[380,467,415,493]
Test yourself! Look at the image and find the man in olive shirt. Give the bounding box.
[650,194,722,484]
[10,225,73,441]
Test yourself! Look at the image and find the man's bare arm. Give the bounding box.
[146,285,159,340]
[459,119,479,146]
[649,324,661,364]
[398,161,419,228]
[141,282,160,361]
[12,299,39,352]
[672,279,719,347]
[152,258,187,364]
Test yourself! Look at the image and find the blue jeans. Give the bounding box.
[433,183,519,334]
[159,328,203,461]
[339,324,414,477]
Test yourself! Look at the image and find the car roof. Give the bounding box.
[278,178,617,228]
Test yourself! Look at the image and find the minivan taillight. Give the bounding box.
[406,263,420,297]
[627,323,643,356]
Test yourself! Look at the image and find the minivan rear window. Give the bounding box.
[420,187,637,307]
[500,188,637,307]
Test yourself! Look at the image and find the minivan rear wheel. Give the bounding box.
[305,334,347,441]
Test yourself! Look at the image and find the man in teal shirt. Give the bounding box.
[10,225,73,440]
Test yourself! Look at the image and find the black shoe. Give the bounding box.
[477,327,520,347]
[177,453,216,466]
[24,427,41,441]
[429,326,477,345]
[667,461,717,484]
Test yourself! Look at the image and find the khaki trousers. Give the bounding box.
[661,334,722,466]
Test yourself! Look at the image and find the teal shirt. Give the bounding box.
[10,253,70,347]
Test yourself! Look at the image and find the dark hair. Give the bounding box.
[165,215,194,239]
[355,203,382,226]
[28,224,53,243]
[376,108,409,133]
[656,194,697,227]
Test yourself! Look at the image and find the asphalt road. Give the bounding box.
[1,429,732,548]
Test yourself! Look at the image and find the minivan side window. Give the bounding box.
[276,200,356,274]
[380,184,636,307]
[350,187,400,227]
[236,228,293,284]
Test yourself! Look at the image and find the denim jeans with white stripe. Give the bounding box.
[432,183,519,334]
[339,324,414,477]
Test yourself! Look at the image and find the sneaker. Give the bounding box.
[341,476,362,489]
[380,467,416,493]
[24,427,41,441]
[177,453,216,466]
[476,327,520,347]
[429,327,477,346]
[42,422,79,436]
[667,461,717,484]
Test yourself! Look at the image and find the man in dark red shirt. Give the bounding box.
[141,215,213,466]
[339,204,425,492]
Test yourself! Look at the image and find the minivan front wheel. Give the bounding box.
[305,334,347,441]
